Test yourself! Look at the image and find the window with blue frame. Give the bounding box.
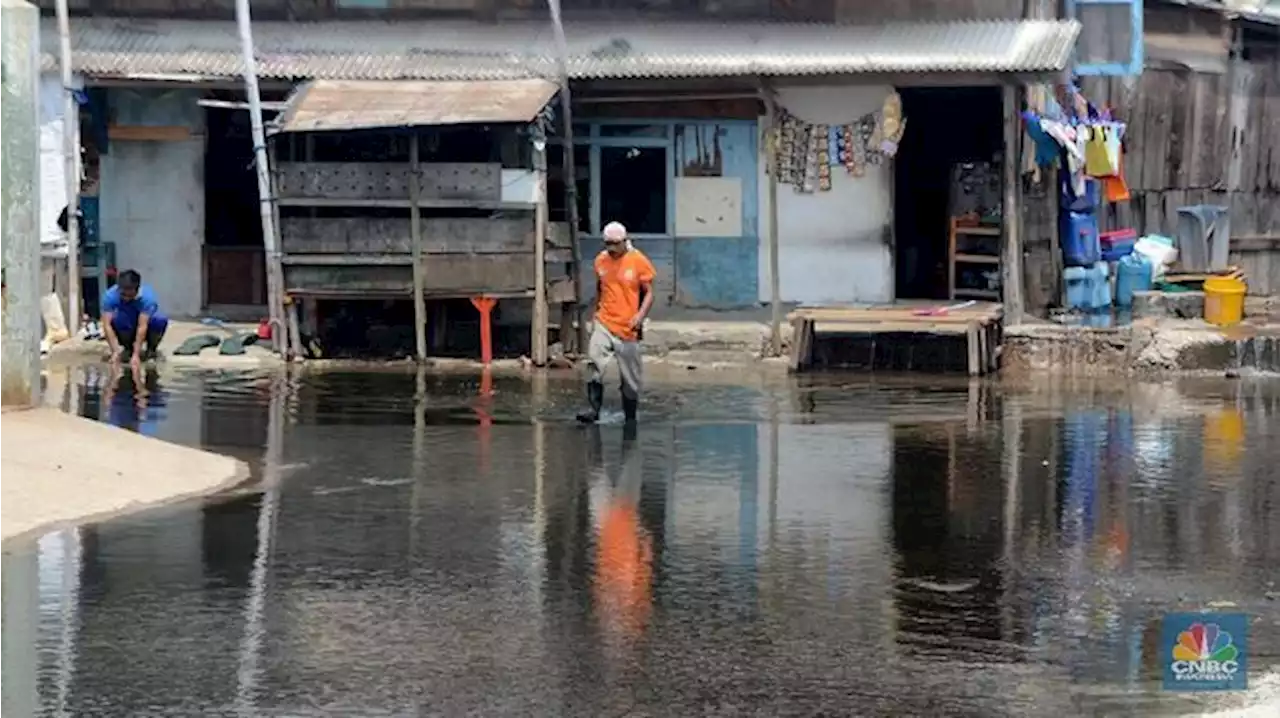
[1067,0,1145,76]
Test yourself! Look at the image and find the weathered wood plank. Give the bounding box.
[547,277,577,304]
[421,254,536,295]
[284,265,413,295]
[421,217,534,253]
[281,217,535,254]
[274,162,501,200]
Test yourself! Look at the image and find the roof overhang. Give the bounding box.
[42,17,1082,83]
[275,78,558,133]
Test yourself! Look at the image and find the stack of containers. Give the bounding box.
[1060,179,1110,312]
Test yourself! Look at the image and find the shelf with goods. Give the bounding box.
[948,216,1002,301]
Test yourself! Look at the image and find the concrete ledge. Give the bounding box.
[1,408,250,545]
[1003,320,1280,376]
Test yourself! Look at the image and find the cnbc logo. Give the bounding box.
[1162,613,1248,691]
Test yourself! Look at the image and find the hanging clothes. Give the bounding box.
[1022,111,1060,168]
[1042,119,1086,197]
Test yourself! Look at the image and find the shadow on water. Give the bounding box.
[3,366,1279,716]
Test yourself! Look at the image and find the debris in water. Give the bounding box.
[903,577,980,593]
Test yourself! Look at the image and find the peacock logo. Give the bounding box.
[1169,621,1241,685]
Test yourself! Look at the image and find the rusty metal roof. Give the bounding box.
[276,79,558,132]
[41,17,1081,82]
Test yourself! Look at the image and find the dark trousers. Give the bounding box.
[112,315,169,359]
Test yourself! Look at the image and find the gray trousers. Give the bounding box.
[586,324,643,400]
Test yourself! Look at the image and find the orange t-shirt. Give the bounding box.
[594,249,656,341]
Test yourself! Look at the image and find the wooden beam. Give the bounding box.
[409,132,427,362]
[532,126,550,367]
[1001,84,1025,325]
[106,124,191,142]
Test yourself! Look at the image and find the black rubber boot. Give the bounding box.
[576,381,604,423]
[622,396,638,423]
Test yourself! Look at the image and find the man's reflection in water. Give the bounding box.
[102,363,165,436]
[590,423,653,648]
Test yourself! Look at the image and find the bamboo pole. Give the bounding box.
[546,0,585,354]
[235,0,285,352]
[409,132,427,361]
[532,122,550,366]
[54,0,80,336]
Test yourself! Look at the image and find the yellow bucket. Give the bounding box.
[1203,275,1246,326]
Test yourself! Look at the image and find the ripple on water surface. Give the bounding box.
[4,367,1278,717]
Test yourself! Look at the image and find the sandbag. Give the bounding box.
[41,293,70,345]
[171,334,222,356]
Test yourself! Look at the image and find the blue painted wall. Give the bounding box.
[571,120,761,312]
[672,122,759,308]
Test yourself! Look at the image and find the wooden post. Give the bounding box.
[532,124,550,366]
[546,0,585,354]
[1000,83,1024,325]
[409,131,427,361]
[760,81,783,357]
[286,298,302,361]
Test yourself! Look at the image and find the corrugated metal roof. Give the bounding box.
[40,17,1080,82]
[277,78,558,132]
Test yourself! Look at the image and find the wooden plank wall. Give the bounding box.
[281,217,534,254]
[1078,31,1280,294]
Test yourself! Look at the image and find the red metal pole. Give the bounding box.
[470,296,497,365]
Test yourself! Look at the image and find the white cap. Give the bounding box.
[603,221,627,240]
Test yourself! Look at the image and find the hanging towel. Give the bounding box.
[1022,111,1060,168]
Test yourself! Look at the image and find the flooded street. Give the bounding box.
[4,367,1279,717]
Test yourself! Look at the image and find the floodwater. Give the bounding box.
[3,366,1279,717]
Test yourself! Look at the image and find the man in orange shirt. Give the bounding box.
[577,221,657,424]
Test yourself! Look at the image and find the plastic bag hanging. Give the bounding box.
[1084,125,1117,178]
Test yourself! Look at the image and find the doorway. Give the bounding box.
[893,87,1004,300]
[203,102,267,315]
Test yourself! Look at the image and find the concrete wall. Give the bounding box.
[100,88,205,318]
[1,0,42,407]
[758,84,895,305]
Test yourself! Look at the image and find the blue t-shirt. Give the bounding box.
[102,284,160,328]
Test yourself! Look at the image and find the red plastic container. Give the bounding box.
[1100,228,1138,262]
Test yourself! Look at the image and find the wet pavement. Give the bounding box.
[3,366,1279,717]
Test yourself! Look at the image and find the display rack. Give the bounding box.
[947,216,1002,301]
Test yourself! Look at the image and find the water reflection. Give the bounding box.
[4,369,1278,716]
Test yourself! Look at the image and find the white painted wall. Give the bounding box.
[39,73,71,256]
[757,84,895,305]
[100,89,205,318]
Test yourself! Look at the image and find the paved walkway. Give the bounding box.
[1,408,249,544]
